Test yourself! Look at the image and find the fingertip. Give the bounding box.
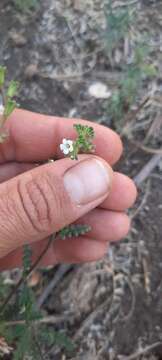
[93,127,123,165]
[108,212,131,243]
[118,213,131,239]
[116,173,138,208]
[102,172,137,211]
[111,131,123,164]
[126,176,138,207]
[93,155,114,186]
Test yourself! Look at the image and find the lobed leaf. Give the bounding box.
[7,81,19,98]
[4,99,17,118]
[0,67,6,88]
[59,224,91,240]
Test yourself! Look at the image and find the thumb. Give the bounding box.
[0,155,113,258]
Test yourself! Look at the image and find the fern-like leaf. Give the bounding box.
[73,124,94,139]
[59,224,91,240]
[39,325,75,352]
[71,124,95,159]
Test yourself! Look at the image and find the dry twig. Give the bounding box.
[118,341,162,360]
[4,315,68,327]
[130,180,150,219]
[133,154,162,186]
[131,141,162,155]
[73,296,112,341]
[37,264,73,308]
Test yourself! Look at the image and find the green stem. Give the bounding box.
[0,233,56,314]
[0,88,7,128]
[32,325,45,360]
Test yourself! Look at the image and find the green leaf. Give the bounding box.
[133,44,149,67]
[142,64,157,78]
[39,326,75,352]
[73,124,94,138]
[19,284,41,322]
[51,331,75,352]
[59,224,91,240]
[4,99,18,118]
[105,2,132,56]
[108,91,123,121]
[14,0,39,12]
[71,124,95,159]
[13,327,32,360]
[0,66,6,87]
[7,80,19,98]
[4,324,26,343]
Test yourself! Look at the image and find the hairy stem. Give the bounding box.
[0,233,56,314]
[32,325,45,360]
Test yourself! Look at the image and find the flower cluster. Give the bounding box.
[60,124,95,160]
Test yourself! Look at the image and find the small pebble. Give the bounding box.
[88,82,112,99]
[9,31,27,47]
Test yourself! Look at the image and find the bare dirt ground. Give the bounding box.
[0,0,162,359]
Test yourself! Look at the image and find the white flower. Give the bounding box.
[60,138,74,155]
[0,104,4,116]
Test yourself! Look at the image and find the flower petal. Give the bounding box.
[63,148,69,155]
[60,144,64,151]
[0,104,4,115]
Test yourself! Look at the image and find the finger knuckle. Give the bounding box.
[17,172,64,234]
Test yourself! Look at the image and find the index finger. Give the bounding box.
[0,109,123,165]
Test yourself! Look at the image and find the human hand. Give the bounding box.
[0,109,137,270]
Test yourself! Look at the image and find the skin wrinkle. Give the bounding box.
[32,181,51,224]
[43,168,78,231]
[3,183,24,233]
[0,214,13,255]
[17,178,50,234]
[17,169,73,236]
[17,179,40,234]
[0,186,23,255]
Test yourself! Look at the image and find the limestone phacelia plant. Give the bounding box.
[0,66,95,358]
[105,1,157,130]
[0,66,19,143]
[60,124,95,160]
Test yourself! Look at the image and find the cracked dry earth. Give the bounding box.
[0,0,162,359]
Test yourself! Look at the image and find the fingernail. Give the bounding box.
[64,158,111,205]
